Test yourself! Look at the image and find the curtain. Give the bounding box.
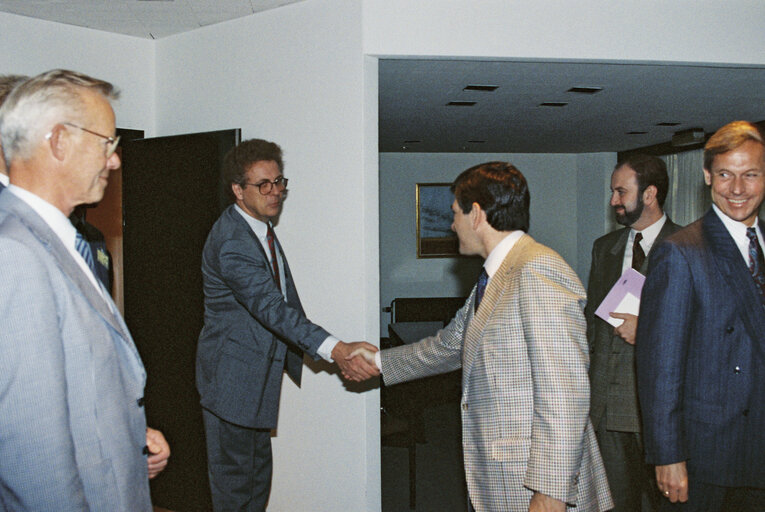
[660,149,711,226]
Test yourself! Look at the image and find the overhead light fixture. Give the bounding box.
[567,86,603,94]
[671,128,705,147]
[464,85,498,92]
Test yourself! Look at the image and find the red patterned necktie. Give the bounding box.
[267,225,282,291]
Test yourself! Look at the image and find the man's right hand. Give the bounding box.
[331,341,379,382]
[656,461,689,503]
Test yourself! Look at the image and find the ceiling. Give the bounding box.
[0,0,305,39]
[3,1,764,154]
[379,59,765,153]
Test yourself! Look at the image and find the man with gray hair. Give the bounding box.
[0,69,169,510]
[0,74,27,189]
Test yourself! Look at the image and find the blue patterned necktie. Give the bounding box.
[475,268,488,311]
[746,227,765,305]
[75,231,96,275]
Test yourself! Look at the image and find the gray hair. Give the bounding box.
[0,69,119,166]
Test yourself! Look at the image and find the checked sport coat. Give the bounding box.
[381,234,613,511]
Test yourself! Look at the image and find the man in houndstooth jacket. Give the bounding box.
[355,162,613,511]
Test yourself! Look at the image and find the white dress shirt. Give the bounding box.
[712,204,765,265]
[621,214,667,275]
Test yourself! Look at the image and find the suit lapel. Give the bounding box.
[703,210,765,339]
[5,194,128,339]
[605,228,629,280]
[462,234,530,381]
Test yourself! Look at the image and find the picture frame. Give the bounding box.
[416,183,459,257]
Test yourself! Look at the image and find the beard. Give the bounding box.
[614,196,644,226]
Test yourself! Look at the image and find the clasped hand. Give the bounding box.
[331,341,380,382]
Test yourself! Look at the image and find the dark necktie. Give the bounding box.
[632,232,646,271]
[746,227,765,304]
[267,224,282,291]
[75,231,96,275]
[475,268,488,311]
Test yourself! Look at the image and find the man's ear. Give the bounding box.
[703,168,712,186]
[45,124,71,162]
[231,183,244,201]
[643,184,658,205]
[470,202,485,229]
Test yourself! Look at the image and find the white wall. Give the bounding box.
[155,1,379,510]
[0,13,155,134]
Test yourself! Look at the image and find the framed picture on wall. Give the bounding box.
[416,183,459,257]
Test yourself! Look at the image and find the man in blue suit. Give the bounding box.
[0,69,169,510]
[196,138,379,511]
[637,120,765,511]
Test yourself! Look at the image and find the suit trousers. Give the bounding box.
[596,422,658,511]
[658,482,765,512]
[203,409,273,512]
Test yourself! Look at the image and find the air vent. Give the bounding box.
[467,140,486,144]
[539,102,568,107]
[567,87,603,94]
[656,122,681,127]
[463,85,498,92]
[626,131,648,135]
[446,101,476,107]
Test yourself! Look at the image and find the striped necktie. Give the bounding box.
[75,231,96,275]
[746,227,765,305]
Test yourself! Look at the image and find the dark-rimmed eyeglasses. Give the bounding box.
[63,122,121,158]
[242,177,289,195]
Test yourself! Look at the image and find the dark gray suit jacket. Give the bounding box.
[637,210,765,487]
[586,218,680,432]
[196,205,329,429]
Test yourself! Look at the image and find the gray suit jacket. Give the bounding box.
[586,218,680,432]
[0,191,151,511]
[196,205,329,429]
[381,234,613,511]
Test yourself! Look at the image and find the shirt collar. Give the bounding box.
[6,185,77,245]
[483,231,524,279]
[234,204,270,239]
[631,213,667,250]
[0,173,8,187]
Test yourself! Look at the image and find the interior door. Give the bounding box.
[121,129,240,511]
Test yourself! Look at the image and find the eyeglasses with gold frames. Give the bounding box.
[242,176,289,195]
[60,122,121,158]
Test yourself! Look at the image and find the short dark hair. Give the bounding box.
[222,138,284,199]
[615,154,669,208]
[704,120,765,171]
[451,161,530,232]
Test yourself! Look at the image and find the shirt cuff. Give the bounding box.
[317,336,340,362]
[374,351,382,372]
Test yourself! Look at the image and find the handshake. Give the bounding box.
[330,341,380,382]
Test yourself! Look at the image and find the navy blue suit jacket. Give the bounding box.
[196,205,329,429]
[636,209,765,487]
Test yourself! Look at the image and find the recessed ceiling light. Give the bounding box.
[626,131,648,135]
[656,122,681,127]
[539,102,568,107]
[446,101,476,107]
[567,86,603,94]
[463,85,498,92]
